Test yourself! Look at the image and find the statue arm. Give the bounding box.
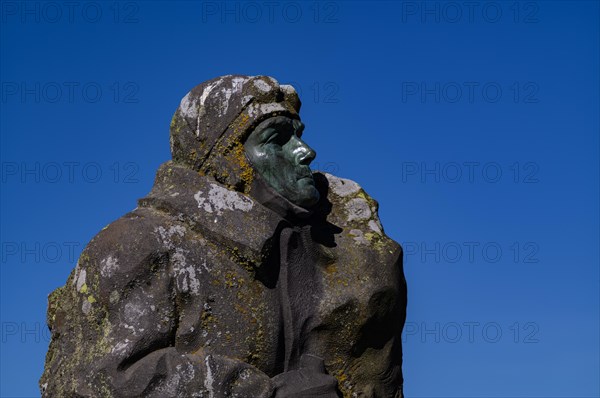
[95,281,275,397]
[90,224,276,397]
[42,212,275,398]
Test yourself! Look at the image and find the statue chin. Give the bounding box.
[288,184,320,208]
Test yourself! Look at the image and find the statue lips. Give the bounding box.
[298,174,315,184]
[296,167,314,183]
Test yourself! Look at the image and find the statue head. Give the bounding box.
[170,75,319,209]
[244,116,319,208]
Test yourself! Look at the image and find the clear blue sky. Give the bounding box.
[1,1,598,397]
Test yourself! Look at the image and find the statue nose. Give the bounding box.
[297,141,317,166]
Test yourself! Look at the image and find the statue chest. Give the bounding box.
[173,251,284,376]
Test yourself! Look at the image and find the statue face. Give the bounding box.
[244,116,320,208]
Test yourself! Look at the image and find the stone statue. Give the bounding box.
[40,75,407,397]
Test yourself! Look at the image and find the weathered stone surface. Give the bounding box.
[40,75,407,397]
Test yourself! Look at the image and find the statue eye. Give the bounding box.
[265,132,281,144]
[265,126,293,145]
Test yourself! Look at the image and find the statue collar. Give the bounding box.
[138,161,295,267]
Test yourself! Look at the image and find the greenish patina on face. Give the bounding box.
[244,116,320,208]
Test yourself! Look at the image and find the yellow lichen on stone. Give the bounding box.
[333,368,354,398]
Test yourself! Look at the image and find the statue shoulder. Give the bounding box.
[69,207,201,297]
[314,172,401,255]
[82,207,167,273]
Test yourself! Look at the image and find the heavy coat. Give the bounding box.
[40,160,406,397]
